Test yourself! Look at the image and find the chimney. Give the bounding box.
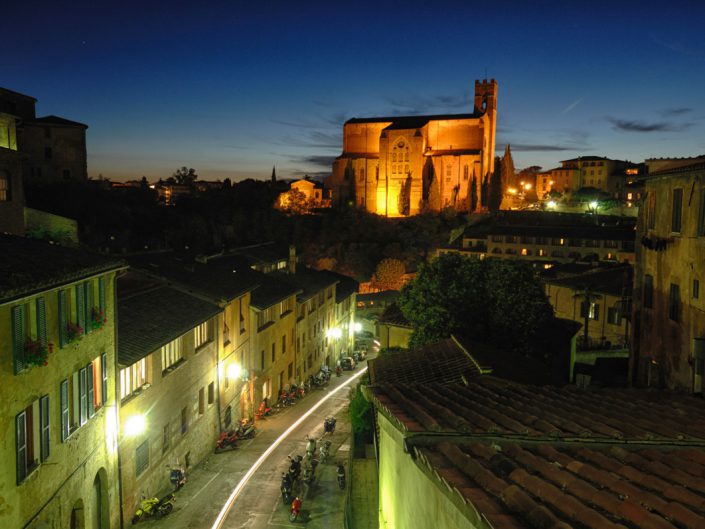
[288,245,296,275]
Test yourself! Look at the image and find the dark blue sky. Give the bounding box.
[4,1,705,181]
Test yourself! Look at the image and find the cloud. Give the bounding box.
[496,143,580,152]
[561,98,583,115]
[658,107,692,116]
[289,154,337,168]
[384,90,472,115]
[608,118,692,133]
[290,170,331,178]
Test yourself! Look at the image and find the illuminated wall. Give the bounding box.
[328,80,497,217]
[377,412,489,529]
[0,270,122,529]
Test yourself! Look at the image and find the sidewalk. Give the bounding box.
[350,444,379,529]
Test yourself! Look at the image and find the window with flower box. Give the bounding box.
[11,298,50,374]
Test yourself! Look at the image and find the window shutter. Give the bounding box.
[87,363,95,417]
[85,282,93,334]
[58,290,67,348]
[98,276,106,314]
[12,305,25,374]
[79,368,87,425]
[40,395,50,461]
[36,298,47,347]
[593,304,600,321]
[101,352,108,405]
[16,411,27,484]
[76,285,86,332]
[60,379,70,441]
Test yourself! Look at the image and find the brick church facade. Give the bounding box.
[326,79,497,217]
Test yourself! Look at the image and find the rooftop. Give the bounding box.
[346,112,482,129]
[117,277,221,365]
[128,251,260,303]
[272,267,339,302]
[0,235,125,304]
[30,115,88,128]
[315,270,359,302]
[370,377,705,529]
[542,264,633,297]
[368,338,481,385]
[377,302,411,328]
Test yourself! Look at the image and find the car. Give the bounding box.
[340,357,356,371]
[356,330,374,339]
[354,340,369,352]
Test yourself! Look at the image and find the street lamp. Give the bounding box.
[124,414,147,437]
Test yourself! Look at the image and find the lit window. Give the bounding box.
[120,358,149,400]
[195,320,212,349]
[0,171,10,201]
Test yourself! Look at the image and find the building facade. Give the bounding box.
[327,79,497,216]
[632,161,705,393]
[117,277,221,522]
[0,89,27,235]
[0,235,124,529]
[0,87,88,183]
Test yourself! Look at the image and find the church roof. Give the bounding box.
[346,112,482,129]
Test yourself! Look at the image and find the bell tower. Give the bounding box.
[474,79,498,179]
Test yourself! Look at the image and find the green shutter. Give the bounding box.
[60,379,70,441]
[79,367,87,425]
[98,277,106,314]
[84,282,93,334]
[12,305,25,374]
[58,290,67,348]
[16,411,27,484]
[76,285,85,332]
[36,298,47,347]
[101,353,108,405]
[87,363,95,417]
[40,395,50,461]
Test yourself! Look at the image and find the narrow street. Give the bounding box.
[133,366,367,529]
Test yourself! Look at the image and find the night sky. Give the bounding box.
[4,1,704,181]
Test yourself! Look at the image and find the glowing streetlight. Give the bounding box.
[353,322,362,332]
[547,200,557,209]
[589,201,598,210]
[524,183,532,191]
[227,363,242,381]
[124,414,147,437]
[326,327,342,339]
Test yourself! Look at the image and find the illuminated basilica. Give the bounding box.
[326,79,497,217]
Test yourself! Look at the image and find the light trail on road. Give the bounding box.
[210,367,368,529]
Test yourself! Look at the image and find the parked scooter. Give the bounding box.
[169,466,186,491]
[319,440,332,463]
[281,473,293,504]
[131,493,175,524]
[290,497,303,522]
[335,365,342,377]
[255,399,272,419]
[215,430,238,453]
[236,418,256,439]
[305,435,316,458]
[323,416,336,434]
[287,455,303,481]
[337,462,346,490]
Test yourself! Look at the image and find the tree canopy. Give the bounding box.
[398,253,554,354]
[172,166,198,185]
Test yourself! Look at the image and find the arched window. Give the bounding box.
[0,171,10,201]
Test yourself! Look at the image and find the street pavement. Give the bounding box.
[131,366,367,529]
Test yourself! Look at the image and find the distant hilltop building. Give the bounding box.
[326,79,498,217]
[0,87,88,183]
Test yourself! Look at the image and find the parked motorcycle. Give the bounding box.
[290,497,303,522]
[337,463,346,490]
[319,440,332,463]
[169,466,186,491]
[131,493,175,524]
[281,473,293,504]
[215,430,238,453]
[236,418,256,439]
[287,455,302,481]
[296,385,305,399]
[323,416,336,434]
[305,435,316,458]
[255,399,272,419]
